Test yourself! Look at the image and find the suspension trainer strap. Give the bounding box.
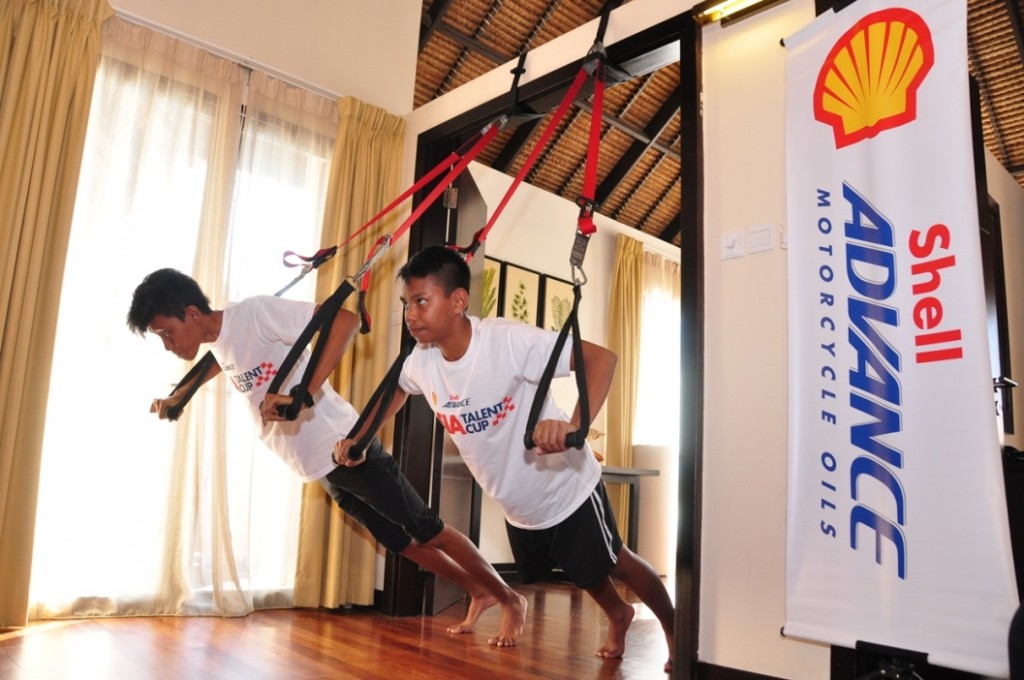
[258,122,498,423]
[523,284,590,450]
[519,5,615,449]
[455,67,591,262]
[265,279,358,420]
[344,340,414,461]
[164,351,218,421]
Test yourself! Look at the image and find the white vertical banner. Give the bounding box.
[784,0,1018,676]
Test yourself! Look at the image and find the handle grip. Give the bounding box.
[523,428,586,451]
[276,386,314,421]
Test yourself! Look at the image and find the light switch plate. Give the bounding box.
[721,231,745,259]
[747,223,774,253]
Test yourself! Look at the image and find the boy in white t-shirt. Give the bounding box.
[127,268,527,647]
[334,246,674,673]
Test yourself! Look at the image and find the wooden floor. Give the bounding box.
[0,581,671,680]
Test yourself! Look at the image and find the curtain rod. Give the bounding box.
[112,10,341,102]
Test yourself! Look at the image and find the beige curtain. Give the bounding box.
[0,0,112,628]
[604,234,645,544]
[294,97,406,608]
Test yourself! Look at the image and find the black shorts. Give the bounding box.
[319,438,444,554]
[505,480,623,590]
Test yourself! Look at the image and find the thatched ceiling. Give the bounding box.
[416,0,1024,248]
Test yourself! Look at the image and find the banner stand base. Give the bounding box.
[830,641,930,680]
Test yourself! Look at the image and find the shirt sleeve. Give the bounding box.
[508,322,572,383]
[398,349,424,396]
[252,296,316,346]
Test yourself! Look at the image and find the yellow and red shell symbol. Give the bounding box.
[813,7,934,148]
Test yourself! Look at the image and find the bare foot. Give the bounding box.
[596,604,635,659]
[446,594,497,635]
[487,592,528,648]
[664,658,673,673]
[664,630,674,673]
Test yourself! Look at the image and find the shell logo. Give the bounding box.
[813,8,934,148]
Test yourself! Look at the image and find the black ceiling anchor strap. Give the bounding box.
[523,284,590,451]
[502,51,547,129]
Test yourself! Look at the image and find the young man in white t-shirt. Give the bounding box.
[127,268,527,647]
[334,246,675,673]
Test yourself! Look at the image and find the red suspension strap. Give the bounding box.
[169,4,619,434]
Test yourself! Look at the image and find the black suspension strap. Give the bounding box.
[264,278,358,420]
[523,284,589,450]
[343,340,414,461]
[164,351,218,422]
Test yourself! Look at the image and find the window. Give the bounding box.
[30,19,336,618]
[633,251,681,446]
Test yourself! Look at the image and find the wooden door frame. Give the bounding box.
[385,10,705,679]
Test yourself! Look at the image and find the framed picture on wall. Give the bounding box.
[501,263,541,325]
[481,257,502,318]
[541,275,574,331]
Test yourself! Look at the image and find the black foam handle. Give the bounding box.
[276,385,313,421]
[523,428,586,451]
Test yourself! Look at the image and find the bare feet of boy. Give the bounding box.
[664,631,674,673]
[596,603,635,659]
[487,592,529,648]
[446,594,497,635]
[445,592,528,648]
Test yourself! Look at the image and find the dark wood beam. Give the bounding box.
[493,118,542,172]
[1005,0,1024,70]
[575,100,681,160]
[967,43,1010,162]
[595,84,682,204]
[419,0,454,52]
[434,23,511,66]
[636,175,679,234]
[675,12,704,678]
[659,210,682,242]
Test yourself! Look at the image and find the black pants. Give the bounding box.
[319,438,444,553]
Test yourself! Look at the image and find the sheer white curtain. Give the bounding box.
[633,250,681,446]
[30,17,335,618]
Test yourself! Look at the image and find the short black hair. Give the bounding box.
[397,245,470,295]
[126,268,212,335]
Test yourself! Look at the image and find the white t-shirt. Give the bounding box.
[398,316,601,530]
[209,295,359,481]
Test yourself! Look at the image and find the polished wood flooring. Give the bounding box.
[0,581,671,679]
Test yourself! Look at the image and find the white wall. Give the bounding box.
[108,0,421,115]
[701,2,831,677]
[700,4,1024,678]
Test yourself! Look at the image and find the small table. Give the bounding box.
[600,466,660,553]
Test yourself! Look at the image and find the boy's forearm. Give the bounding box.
[173,358,222,400]
[571,341,617,428]
[349,389,409,442]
